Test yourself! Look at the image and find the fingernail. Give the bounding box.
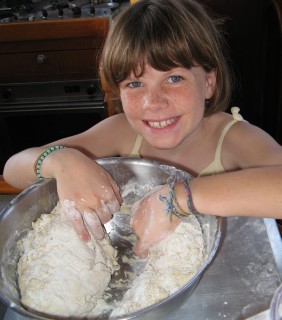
[81,234,91,242]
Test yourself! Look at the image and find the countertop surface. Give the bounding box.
[0,176,21,195]
[0,194,281,320]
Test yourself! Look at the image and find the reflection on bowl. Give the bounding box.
[270,283,282,320]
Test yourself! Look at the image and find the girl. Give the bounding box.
[4,0,282,257]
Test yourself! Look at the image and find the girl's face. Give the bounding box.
[119,64,216,150]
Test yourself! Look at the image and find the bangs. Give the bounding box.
[122,33,195,80]
[119,21,196,80]
[103,0,200,86]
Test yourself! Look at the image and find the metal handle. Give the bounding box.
[37,54,46,64]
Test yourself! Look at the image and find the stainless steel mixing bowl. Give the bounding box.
[0,157,223,319]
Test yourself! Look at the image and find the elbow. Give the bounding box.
[2,154,26,190]
[3,155,16,187]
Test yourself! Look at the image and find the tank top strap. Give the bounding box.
[213,119,238,163]
[128,134,143,157]
[213,107,244,165]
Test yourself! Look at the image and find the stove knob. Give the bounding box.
[28,15,35,22]
[72,7,81,18]
[86,83,97,95]
[42,9,48,19]
[58,8,64,17]
[90,6,96,15]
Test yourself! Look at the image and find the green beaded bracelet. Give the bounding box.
[33,146,65,180]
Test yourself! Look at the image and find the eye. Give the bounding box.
[168,75,183,83]
[128,81,142,88]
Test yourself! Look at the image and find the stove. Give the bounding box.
[0,79,106,172]
[0,0,119,23]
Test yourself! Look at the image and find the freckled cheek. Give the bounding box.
[179,88,205,114]
[121,92,144,117]
[165,88,193,110]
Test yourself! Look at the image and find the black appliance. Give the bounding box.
[0,80,106,172]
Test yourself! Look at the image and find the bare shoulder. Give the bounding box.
[221,113,282,168]
[91,113,130,131]
[56,114,137,158]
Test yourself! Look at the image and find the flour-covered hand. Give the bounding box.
[50,149,122,241]
[130,185,181,257]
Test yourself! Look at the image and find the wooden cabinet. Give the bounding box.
[0,18,109,83]
[0,18,122,117]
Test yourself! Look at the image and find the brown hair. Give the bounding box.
[100,0,233,116]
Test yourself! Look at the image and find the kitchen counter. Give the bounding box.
[0,194,281,320]
[0,176,21,195]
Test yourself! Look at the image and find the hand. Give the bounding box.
[130,185,181,257]
[48,149,122,241]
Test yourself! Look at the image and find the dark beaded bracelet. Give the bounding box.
[159,178,190,221]
[183,179,199,216]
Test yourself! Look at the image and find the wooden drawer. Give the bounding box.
[0,48,100,82]
[0,18,109,83]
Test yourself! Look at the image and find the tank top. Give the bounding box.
[128,107,244,176]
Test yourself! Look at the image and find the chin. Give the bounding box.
[150,140,180,150]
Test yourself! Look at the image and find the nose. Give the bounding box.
[143,87,168,112]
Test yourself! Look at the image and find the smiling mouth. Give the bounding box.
[147,117,178,129]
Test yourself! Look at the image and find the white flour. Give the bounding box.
[111,215,205,317]
[17,181,205,319]
[17,202,119,318]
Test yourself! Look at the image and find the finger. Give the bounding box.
[113,186,123,205]
[107,173,123,205]
[134,240,149,258]
[130,199,146,231]
[83,211,105,240]
[62,200,90,242]
[96,200,113,224]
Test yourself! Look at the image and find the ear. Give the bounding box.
[205,69,217,99]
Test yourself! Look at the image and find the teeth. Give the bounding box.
[148,118,176,128]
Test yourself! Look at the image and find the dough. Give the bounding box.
[111,215,205,317]
[17,202,118,318]
[17,183,205,318]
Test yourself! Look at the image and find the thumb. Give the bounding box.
[134,239,149,258]
[107,174,123,204]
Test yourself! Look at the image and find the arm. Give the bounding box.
[4,147,121,241]
[3,114,131,241]
[177,166,282,219]
[131,122,282,256]
[131,166,282,257]
[3,113,130,189]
